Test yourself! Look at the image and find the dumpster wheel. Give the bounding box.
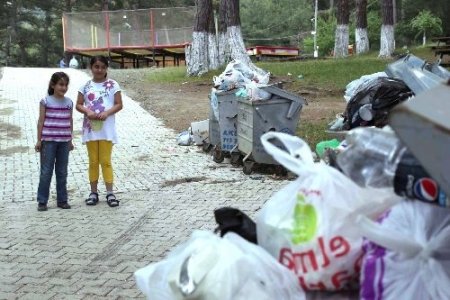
[213,148,225,163]
[275,165,288,177]
[243,161,254,175]
[230,153,242,167]
[202,142,212,153]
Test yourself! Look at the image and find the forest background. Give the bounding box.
[0,0,448,67]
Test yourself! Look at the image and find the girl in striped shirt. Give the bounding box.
[35,72,74,211]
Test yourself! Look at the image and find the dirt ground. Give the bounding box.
[108,68,346,133]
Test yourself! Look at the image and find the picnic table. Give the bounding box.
[430,37,450,65]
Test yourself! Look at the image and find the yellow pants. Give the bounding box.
[86,140,113,184]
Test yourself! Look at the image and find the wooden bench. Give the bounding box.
[430,37,450,66]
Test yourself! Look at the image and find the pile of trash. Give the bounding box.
[328,54,449,132]
[210,59,273,122]
[138,55,450,299]
[135,126,450,300]
[212,60,271,99]
[177,60,273,147]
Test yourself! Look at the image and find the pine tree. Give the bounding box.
[355,0,369,54]
[334,0,349,58]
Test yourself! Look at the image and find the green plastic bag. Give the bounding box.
[315,139,340,158]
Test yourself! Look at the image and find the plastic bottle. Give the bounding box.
[336,127,449,207]
[336,127,405,188]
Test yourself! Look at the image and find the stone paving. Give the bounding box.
[0,67,288,299]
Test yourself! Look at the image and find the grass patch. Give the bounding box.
[258,54,390,90]
[143,46,438,88]
[297,119,333,150]
[145,67,222,84]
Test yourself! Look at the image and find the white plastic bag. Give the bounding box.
[357,201,450,300]
[245,81,272,101]
[190,119,209,146]
[213,60,270,91]
[344,72,387,102]
[257,132,401,291]
[224,60,255,80]
[135,230,305,300]
[227,60,270,85]
[213,62,251,91]
[176,129,192,146]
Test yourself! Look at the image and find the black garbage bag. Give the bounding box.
[343,77,413,130]
[213,207,257,244]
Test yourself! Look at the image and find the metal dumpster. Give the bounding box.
[207,102,220,150]
[209,88,241,164]
[237,85,306,174]
[386,54,449,95]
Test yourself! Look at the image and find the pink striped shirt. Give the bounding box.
[40,96,73,142]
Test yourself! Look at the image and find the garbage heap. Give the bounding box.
[207,60,306,175]
[134,55,450,300]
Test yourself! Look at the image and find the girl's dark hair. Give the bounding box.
[48,72,69,95]
[90,55,109,78]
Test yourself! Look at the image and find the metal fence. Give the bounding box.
[63,7,195,51]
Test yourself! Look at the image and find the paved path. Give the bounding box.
[0,67,286,299]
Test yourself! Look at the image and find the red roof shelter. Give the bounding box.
[62,7,195,68]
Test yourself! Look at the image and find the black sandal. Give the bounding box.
[85,192,99,206]
[106,193,119,207]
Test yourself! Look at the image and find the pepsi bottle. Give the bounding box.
[336,127,449,207]
[394,151,449,207]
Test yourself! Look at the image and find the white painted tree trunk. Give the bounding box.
[379,25,395,58]
[208,33,219,70]
[422,31,426,46]
[186,31,209,76]
[227,25,267,77]
[217,32,228,65]
[355,28,370,54]
[334,24,349,58]
[227,26,252,65]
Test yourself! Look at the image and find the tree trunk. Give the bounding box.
[18,40,27,66]
[355,28,369,54]
[65,0,77,12]
[226,0,250,65]
[334,25,349,57]
[226,0,267,77]
[355,0,369,54]
[5,28,11,66]
[329,0,334,12]
[379,0,395,58]
[398,0,404,22]
[334,0,349,58]
[41,11,52,67]
[186,0,212,76]
[422,30,426,46]
[392,0,396,24]
[217,0,228,65]
[102,0,109,10]
[7,1,19,66]
[208,8,219,69]
[65,0,71,12]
